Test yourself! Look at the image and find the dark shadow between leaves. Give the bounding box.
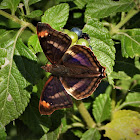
[14,55,43,85]
[114,48,140,77]
[14,55,43,95]
[14,55,65,132]
[49,110,65,131]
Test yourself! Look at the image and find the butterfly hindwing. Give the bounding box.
[60,45,106,99]
[37,23,72,64]
[60,77,103,100]
[39,76,73,115]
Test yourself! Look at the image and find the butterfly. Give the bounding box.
[37,23,106,115]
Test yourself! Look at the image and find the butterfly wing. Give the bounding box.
[62,45,105,69]
[37,23,72,64]
[39,76,73,115]
[61,45,106,100]
[60,77,103,100]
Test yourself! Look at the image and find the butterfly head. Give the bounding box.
[41,64,52,73]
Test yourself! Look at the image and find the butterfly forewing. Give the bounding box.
[37,23,72,64]
[62,45,99,67]
[39,76,73,115]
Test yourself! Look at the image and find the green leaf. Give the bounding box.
[104,110,140,140]
[0,0,20,15]
[82,19,115,84]
[72,129,83,138]
[50,110,65,130]
[73,12,82,19]
[0,29,13,40]
[40,134,48,140]
[13,120,40,139]
[0,38,40,126]
[132,74,140,85]
[55,0,74,5]
[0,17,20,29]
[81,128,101,140]
[114,29,140,58]
[0,48,7,67]
[23,0,41,15]
[40,111,65,140]
[93,93,111,123]
[20,94,51,134]
[0,122,7,140]
[40,130,59,140]
[74,0,87,9]
[28,34,42,54]
[85,0,135,19]
[28,0,41,5]
[114,49,140,78]
[41,3,69,30]
[116,79,132,91]
[110,71,131,80]
[135,56,140,70]
[25,10,43,18]
[0,29,15,44]
[123,92,140,107]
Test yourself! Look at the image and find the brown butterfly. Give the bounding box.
[37,23,106,115]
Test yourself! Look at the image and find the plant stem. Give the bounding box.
[0,9,36,33]
[111,89,116,119]
[19,3,25,16]
[116,9,138,29]
[115,101,140,111]
[67,122,85,129]
[110,9,139,35]
[111,89,116,111]
[24,0,30,15]
[121,12,125,21]
[74,100,96,128]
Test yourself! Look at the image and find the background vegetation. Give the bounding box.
[0,0,140,140]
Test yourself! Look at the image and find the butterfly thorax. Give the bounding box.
[42,64,105,78]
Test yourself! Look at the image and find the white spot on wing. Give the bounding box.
[47,40,64,51]
[53,42,58,48]
[96,68,99,71]
[45,32,48,36]
[49,40,54,44]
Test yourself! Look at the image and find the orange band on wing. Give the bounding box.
[38,31,49,38]
[40,101,51,109]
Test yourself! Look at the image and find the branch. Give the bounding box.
[115,101,140,111]
[0,9,36,33]
[110,9,139,35]
[74,100,96,128]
